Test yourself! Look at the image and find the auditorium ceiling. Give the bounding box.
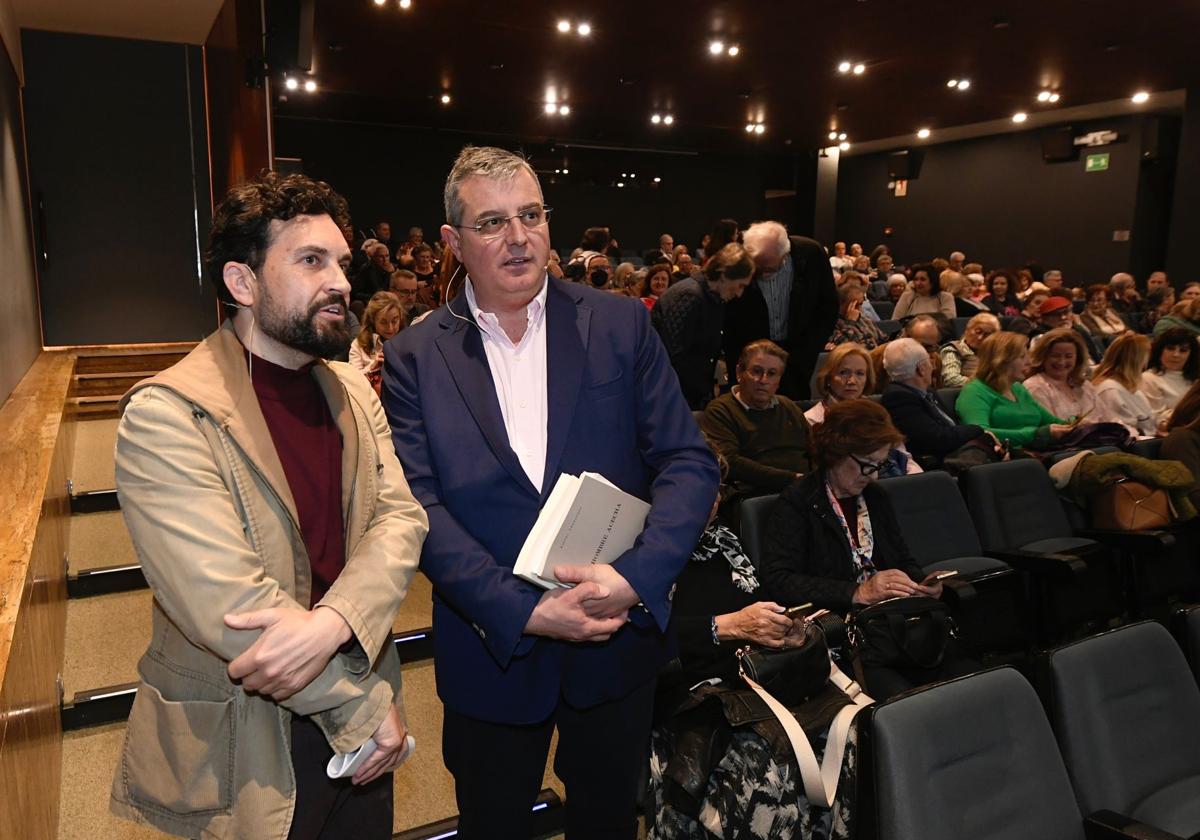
[275,0,1200,155]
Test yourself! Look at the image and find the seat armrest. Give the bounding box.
[939,577,978,604]
[985,549,1088,580]
[1084,810,1185,840]
[1076,529,1176,555]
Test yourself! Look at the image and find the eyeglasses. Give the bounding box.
[850,453,890,477]
[456,206,553,241]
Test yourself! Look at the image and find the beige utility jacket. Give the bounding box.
[109,321,427,839]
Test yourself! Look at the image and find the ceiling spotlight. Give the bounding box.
[947,78,959,88]
[853,63,865,75]
[1012,111,1028,123]
[1049,93,1060,103]
[304,79,317,92]
[1037,90,1051,102]
[956,79,970,90]
[576,22,591,36]
[373,0,386,5]
[745,123,755,133]
[398,0,411,8]
[630,173,636,178]
[621,172,628,178]
[562,168,569,174]
[653,176,661,183]
[440,93,451,104]
[838,132,846,141]
[544,102,557,114]
[917,128,931,139]
[663,114,674,125]
[617,182,625,188]
[555,168,561,174]
[1132,90,1150,104]
[839,140,850,151]
[839,61,852,73]
[557,19,571,33]
[651,113,662,124]
[709,40,725,55]
[285,76,299,91]
[558,104,570,115]
[727,45,740,57]
[754,123,765,135]
[828,130,838,140]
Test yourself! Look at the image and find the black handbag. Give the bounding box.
[848,595,954,672]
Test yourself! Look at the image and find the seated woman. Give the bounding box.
[939,312,1001,387]
[1140,327,1198,427]
[348,291,404,382]
[1163,380,1200,511]
[649,448,854,840]
[1153,298,1200,338]
[1077,284,1128,347]
[956,331,1072,450]
[892,262,955,320]
[806,344,921,477]
[941,269,987,317]
[980,269,1022,317]
[640,264,670,310]
[825,283,885,350]
[759,399,977,700]
[1023,328,1099,421]
[1093,332,1159,438]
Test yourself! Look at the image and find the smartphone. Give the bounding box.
[920,570,958,586]
[784,602,814,616]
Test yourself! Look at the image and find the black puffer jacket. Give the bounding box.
[759,470,925,610]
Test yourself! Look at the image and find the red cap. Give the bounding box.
[1039,296,1072,315]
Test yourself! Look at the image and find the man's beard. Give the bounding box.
[258,289,353,360]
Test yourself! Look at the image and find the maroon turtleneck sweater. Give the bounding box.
[249,353,345,607]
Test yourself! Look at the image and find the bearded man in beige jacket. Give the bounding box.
[110,172,427,839]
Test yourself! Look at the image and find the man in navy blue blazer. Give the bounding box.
[382,146,718,840]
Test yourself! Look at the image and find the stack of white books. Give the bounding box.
[513,472,651,589]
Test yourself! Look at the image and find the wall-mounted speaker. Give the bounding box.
[887,150,922,180]
[266,0,315,72]
[1041,127,1076,162]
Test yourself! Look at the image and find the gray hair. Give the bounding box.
[614,262,636,288]
[883,338,930,381]
[1111,272,1134,287]
[444,145,540,225]
[1044,269,1063,282]
[967,312,1001,332]
[742,221,791,260]
[950,250,965,261]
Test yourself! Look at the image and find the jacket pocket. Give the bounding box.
[121,681,235,816]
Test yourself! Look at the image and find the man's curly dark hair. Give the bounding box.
[205,171,351,305]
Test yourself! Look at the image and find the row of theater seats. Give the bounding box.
[859,618,1200,840]
[740,459,1200,655]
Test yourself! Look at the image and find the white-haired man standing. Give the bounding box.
[725,221,839,399]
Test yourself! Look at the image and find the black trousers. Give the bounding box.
[286,715,394,840]
[442,680,657,840]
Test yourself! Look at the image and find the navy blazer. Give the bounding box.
[382,277,719,724]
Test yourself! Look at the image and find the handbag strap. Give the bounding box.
[738,654,873,808]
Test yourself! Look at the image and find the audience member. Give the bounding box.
[948,250,965,272]
[1032,295,1102,362]
[642,264,670,310]
[672,252,694,282]
[577,251,612,288]
[1023,328,1098,421]
[1109,272,1140,314]
[622,266,647,299]
[1153,298,1200,338]
[613,261,635,292]
[956,331,1071,449]
[826,281,885,349]
[1140,327,1198,427]
[672,243,689,264]
[760,399,974,699]
[1181,282,1200,302]
[805,343,875,425]
[941,269,987,316]
[830,241,851,271]
[349,291,404,380]
[705,218,740,265]
[967,273,987,301]
[1146,271,1170,295]
[939,312,1000,386]
[892,262,955,320]
[1141,285,1177,333]
[981,269,1021,317]
[547,249,564,279]
[1014,267,1035,298]
[1022,286,1050,324]
[881,338,990,464]
[1043,269,1065,293]
[389,269,431,323]
[411,243,439,287]
[353,240,395,307]
[1078,284,1128,346]
[1092,332,1158,437]
[886,274,908,303]
[726,221,839,399]
[653,242,755,409]
[1163,380,1200,510]
[701,340,811,505]
[373,219,397,256]
[874,252,895,282]
[659,232,675,262]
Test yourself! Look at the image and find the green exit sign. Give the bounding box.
[1086,153,1110,172]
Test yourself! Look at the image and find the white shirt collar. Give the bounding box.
[732,385,780,410]
[463,273,549,345]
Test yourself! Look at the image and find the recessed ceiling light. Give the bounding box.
[727,45,740,57]
[956,79,970,91]
[303,79,317,92]
[440,93,451,104]
[555,168,561,174]
[917,128,931,139]
[828,131,838,140]
[1132,90,1150,104]
[651,113,661,124]
[1048,93,1060,103]
[556,19,571,33]
[853,63,865,75]
[947,78,958,88]
[576,22,591,36]
[373,0,386,5]
[1037,90,1051,102]
[839,140,850,150]
[398,0,411,8]
[558,104,570,115]
[754,123,765,135]
[562,168,569,174]
[544,102,557,114]
[745,123,755,133]
[285,76,299,90]
[621,172,628,178]
[839,61,852,73]
[838,132,846,141]
[617,182,625,188]
[1012,111,1028,123]
[630,173,636,178]
[653,176,661,183]
[663,114,674,125]
[709,40,725,55]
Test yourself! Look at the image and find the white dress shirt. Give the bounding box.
[1094,378,1157,438]
[464,276,550,491]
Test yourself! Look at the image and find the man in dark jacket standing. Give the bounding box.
[725,222,839,399]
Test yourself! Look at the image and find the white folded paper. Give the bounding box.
[326,734,416,779]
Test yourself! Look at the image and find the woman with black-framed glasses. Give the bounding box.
[760,398,978,698]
